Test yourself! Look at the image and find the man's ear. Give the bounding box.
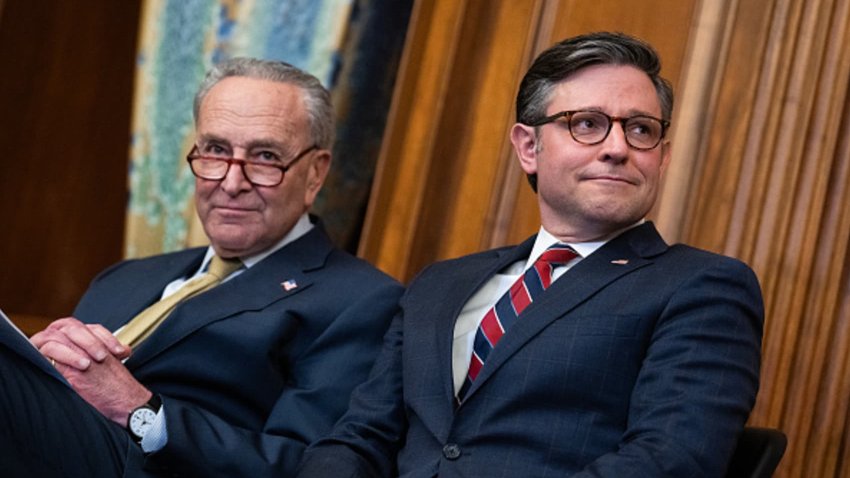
[659,139,672,176]
[510,123,538,175]
[304,150,331,207]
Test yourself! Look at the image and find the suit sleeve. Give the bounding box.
[144,281,403,478]
[297,300,408,477]
[573,258,764,478]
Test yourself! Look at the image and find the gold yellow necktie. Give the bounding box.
[115,255,242,348]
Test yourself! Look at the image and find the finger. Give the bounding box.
[29,316,78,349]
[31,326,87,358]
[39,340,92,371]
[53,319,112,362]
[87,324,131,358]
[29,329,52,349]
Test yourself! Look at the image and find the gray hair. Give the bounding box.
[515,32,674,191]
[193,57,335,149]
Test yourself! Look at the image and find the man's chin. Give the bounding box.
[207,230,259,257]
[581,201,650,229]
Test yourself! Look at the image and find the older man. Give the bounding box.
[0,58,401,477]
[297,32,763,478]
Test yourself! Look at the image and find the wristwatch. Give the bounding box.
[127,394,162,445]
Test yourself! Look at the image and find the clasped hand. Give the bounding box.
[30,317,152,425]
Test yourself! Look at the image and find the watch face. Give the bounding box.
[129,408,157,438]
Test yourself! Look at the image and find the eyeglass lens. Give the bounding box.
[190,159,283,186]
[568,111,664,149]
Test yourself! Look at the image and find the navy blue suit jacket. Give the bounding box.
[73,224,402,477]
[298,222,764,478]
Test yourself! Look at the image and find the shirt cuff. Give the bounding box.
[140,402,168,453]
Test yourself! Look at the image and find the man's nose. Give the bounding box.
[600,121,630,160]
[219,160,253,193]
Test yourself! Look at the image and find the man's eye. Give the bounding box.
[631,124,649,135]
[255,151,280,162]
[572,117,601,132]
[204,145,228,157]
[628,121,655,138]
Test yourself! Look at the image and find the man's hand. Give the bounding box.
[56,354,153,425]
[31,317,131,370]
[30,317,147,425]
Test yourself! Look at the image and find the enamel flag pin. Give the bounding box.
[611,259,629,265]
[281,279,298,291]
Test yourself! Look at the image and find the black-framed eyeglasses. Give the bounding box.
[526,110,670,151]
[186,144,319,187]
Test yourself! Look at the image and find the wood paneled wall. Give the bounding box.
[0,1,141,334]
[671,1,850,477]
[359,0,850,476]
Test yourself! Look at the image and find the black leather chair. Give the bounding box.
[725,427,788,478]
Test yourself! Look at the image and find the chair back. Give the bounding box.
[725,427,787,478]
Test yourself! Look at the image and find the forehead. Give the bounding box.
[547,64,661,116]
[196,76,308,144]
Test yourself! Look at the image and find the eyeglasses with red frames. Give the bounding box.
[186,144,319,187]
[526,110,670,151]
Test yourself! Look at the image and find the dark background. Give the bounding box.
[0,1,141,331]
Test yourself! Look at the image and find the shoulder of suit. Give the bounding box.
[664,243,756,272]
[409,244,517,280]
[324,247,403,288]
[95,247,206,279]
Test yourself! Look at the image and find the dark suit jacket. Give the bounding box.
[297,222,764,478]
[73,224,402,477]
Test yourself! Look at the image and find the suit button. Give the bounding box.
[443,443,461,460]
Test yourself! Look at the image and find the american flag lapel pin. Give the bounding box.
[611,259,629,265]
[281,279,298,291]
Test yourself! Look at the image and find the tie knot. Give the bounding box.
[207,255,243,280]
[538,243,578,266]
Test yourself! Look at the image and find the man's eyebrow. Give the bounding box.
[565,106,660,117]
[245,139,288,151]
[611,105,664,117]
[197,133,227,144]
[196,136,289,152]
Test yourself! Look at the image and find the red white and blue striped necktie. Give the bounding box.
[457,243,578,401]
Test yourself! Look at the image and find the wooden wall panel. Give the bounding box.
[0,1,141,334]
[672,1,850,476]
[359,0,547,278]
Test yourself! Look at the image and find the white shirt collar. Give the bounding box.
[525,220,645,269]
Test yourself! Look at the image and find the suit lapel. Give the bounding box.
[460,223,668,402]
[98,250,205,334]
[126,225,332,369]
